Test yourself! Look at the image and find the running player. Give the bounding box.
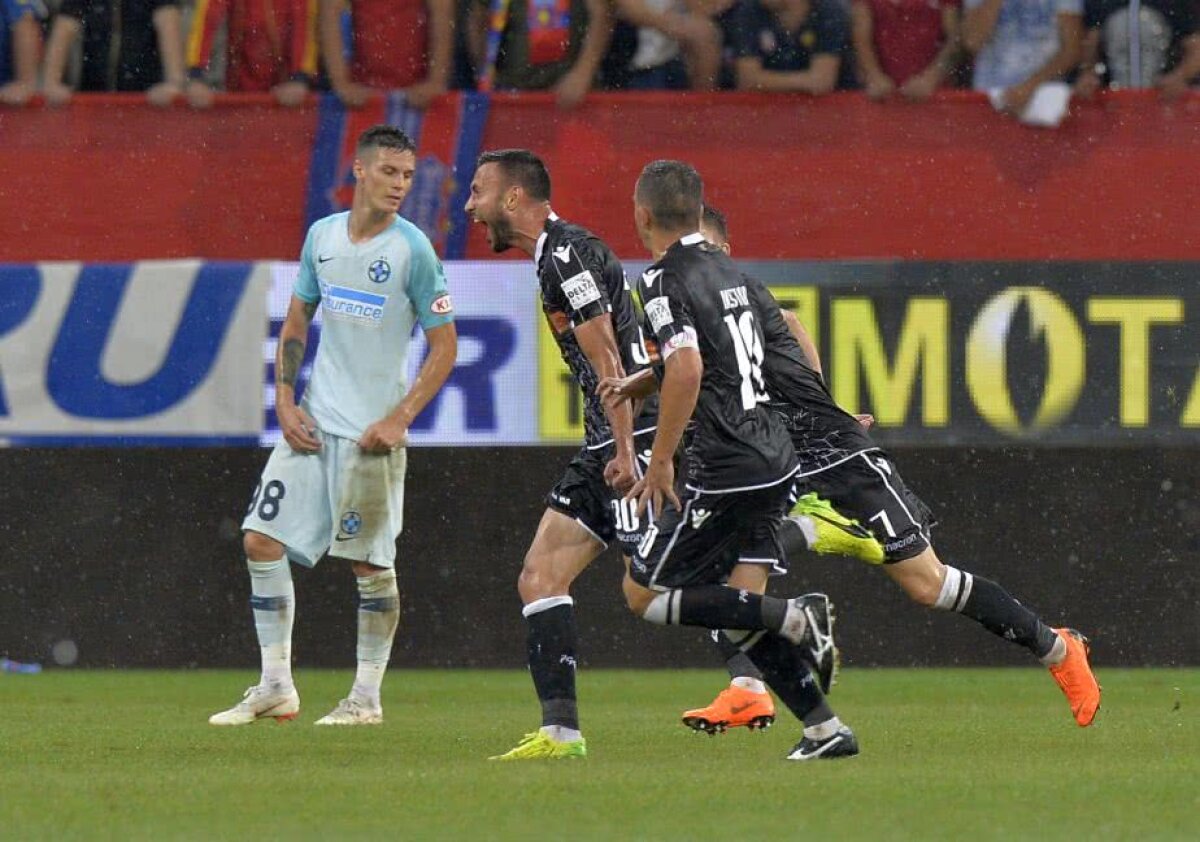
[464,149,656,761]
[209,126,458,726]
[677,204,1101,730]
[620,160,859,761]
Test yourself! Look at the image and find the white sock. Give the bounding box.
[731,676,767,694]
[247,557,294,688]
[790,515,819,548]
[1039,633,1067,666]
[803,716,843,742]
[351,569,400,707]
[540,725,582,743]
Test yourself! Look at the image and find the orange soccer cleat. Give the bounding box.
[681,685,776,734]
[1048,628,1101,727]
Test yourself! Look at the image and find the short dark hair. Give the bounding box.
[357,125,416,157]
[476,149,552,201]
[636,160,703,231]
[701,205,728,243]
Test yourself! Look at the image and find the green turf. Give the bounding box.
[1,668,1196,840]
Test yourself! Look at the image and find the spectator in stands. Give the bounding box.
[468,0,612,108]
[728,0,849,94]
[963,0,1083,115]
[320,0,453,108]
[0,0,44,106]
[1074,0,1197,99]
[851,0,962,100]
[605,0,723,89]
[40,0,185,106]
[184,0,317,108]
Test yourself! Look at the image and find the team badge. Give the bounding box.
[368,259,391,283]
[340,510,362,536]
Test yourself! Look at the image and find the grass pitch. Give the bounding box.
[1,668,1195,840]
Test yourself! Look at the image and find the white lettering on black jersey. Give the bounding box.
[632,236,796,493]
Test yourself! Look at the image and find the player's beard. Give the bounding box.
[488,215,516,253]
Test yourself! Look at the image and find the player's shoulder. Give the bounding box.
[305,211,348,242]
[392,214,437,253]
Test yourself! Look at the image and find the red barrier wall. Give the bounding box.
[1,91,1197,261]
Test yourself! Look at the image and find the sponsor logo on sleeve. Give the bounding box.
[430,293,454,315]
[645,297,673,333]
[561,271,602,310]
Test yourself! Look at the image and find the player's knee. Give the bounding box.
[622,575,654,617]
[517,555,567,603]
[243,530,284,562]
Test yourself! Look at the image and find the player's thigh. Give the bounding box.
[803,451,935,564]
[521,508,606,598]
[242,439,332,567]
[328,439,407,569]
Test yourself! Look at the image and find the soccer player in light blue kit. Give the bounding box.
[210,125,458,726]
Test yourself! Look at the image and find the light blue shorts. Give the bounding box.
[242,431,407,568]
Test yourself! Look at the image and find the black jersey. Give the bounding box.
[633,234,796,493]
[536,214,657,449]
[745,277,877,476]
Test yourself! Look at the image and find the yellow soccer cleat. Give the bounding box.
[489,731,588,761]
[791,493,885,565]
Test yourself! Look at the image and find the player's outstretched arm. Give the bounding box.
[359,322,457,453]
[277,295,322,453]
[780,309,822,378]
[575,315,637,493]
[597,367,659,409]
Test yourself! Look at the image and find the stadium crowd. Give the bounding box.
[0,0,1196,110]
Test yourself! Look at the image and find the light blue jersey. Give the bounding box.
[294,212,453,440]
[967,0,1083,90]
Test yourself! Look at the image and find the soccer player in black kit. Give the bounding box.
[464,149,658,760]
[619,160,859,761]
[613,201,1102,733]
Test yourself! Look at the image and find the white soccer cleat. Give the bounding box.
[314,696,383,726]
[208,683,300,726]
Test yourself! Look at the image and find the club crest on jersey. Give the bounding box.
[339,510,362,538]
[430,293,454,315]
[368,258,391,283]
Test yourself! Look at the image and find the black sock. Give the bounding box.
[779,517,810,561]
[656,585,788,631]
[525,602,579,729]
[744,632,833,726]
[711,630,764,681]
[957,574,1059,659]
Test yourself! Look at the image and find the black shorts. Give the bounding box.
[629,478,793,590]
[546,430,656,557]
[794,449,936,563]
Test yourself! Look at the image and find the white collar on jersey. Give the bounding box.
[679,232,705,246]
[534,210,561,265]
